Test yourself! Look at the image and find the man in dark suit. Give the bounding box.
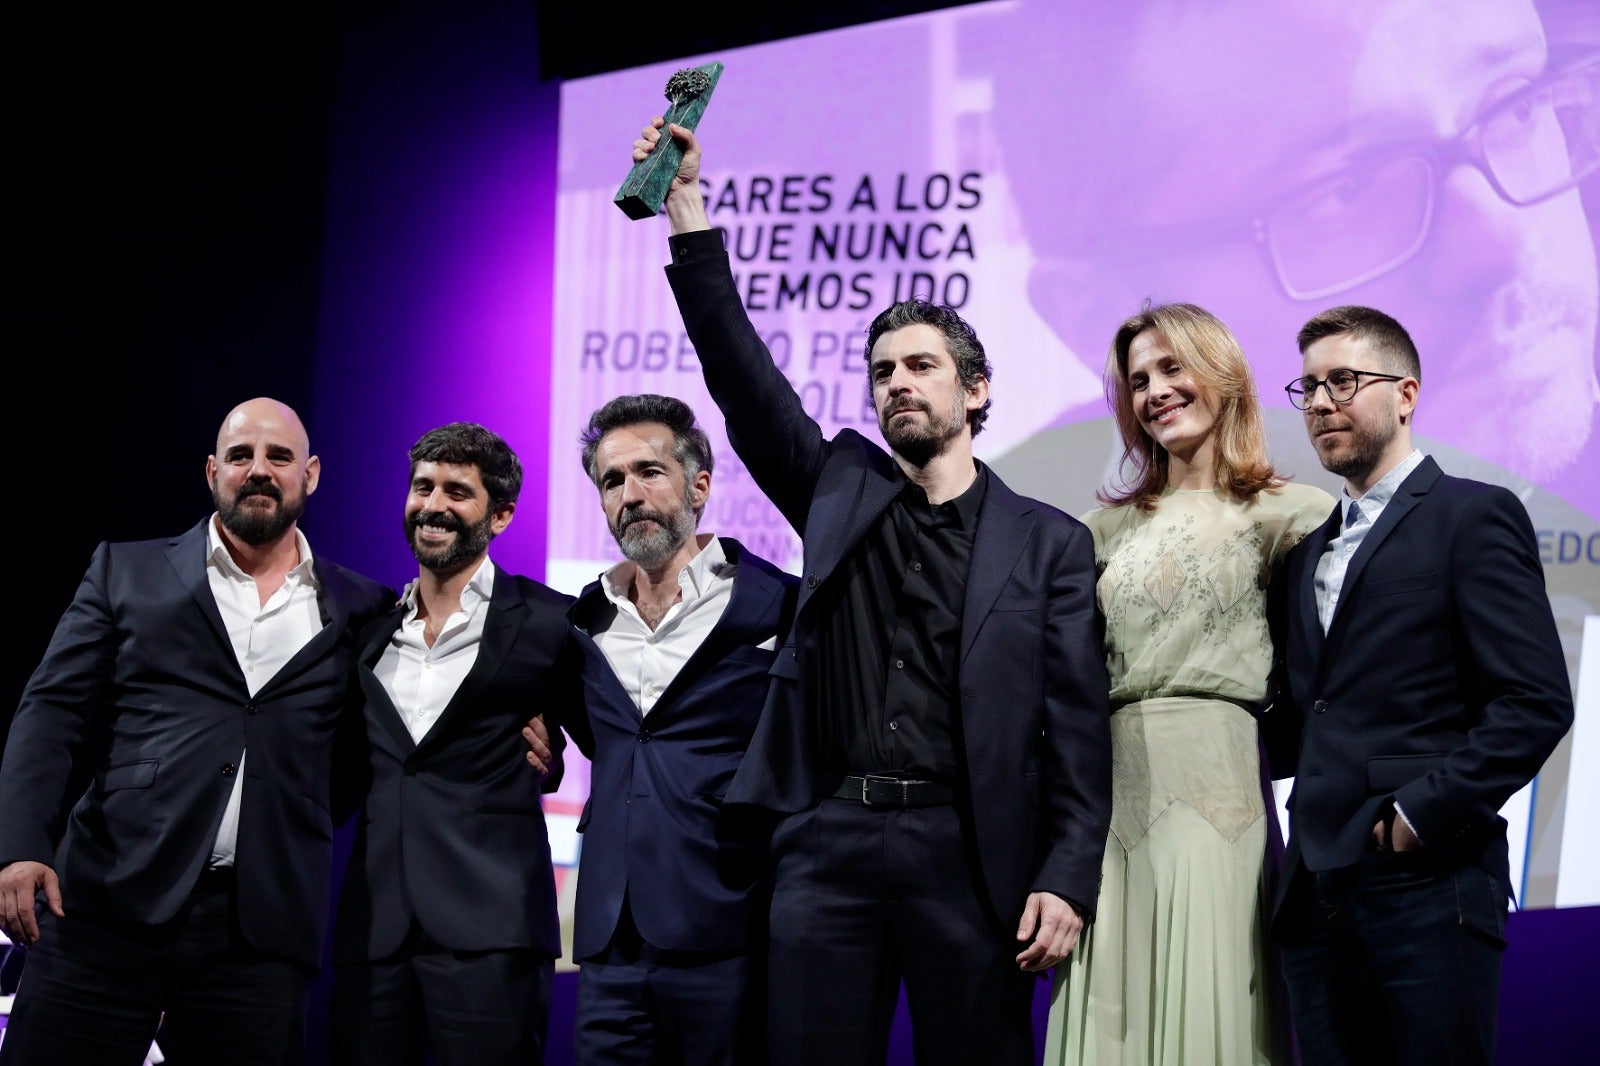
[331,422,585,1065]
[1268,306,1575,1065]
[0,397,394,1064]
[633,120,1112,1066]
[559,393,798,1065]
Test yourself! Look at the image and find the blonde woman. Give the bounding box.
[1045,303,1333,1065]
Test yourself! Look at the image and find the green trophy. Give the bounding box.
[614,61,724,220]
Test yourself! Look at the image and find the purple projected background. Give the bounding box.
[2,2,1596,1063]
[549,0,1600,920]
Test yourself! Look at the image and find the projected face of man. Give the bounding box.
[1012,0,1597,485]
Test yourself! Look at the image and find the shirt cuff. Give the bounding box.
[1393,800,1424,846]
[668,228,726,264]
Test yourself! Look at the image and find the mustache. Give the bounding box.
[409,510,466,535]
[616,508,669,534]
[1309,417,1350,436]
[883,398,931,417]
[234,478,282,503]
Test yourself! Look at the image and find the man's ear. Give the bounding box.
[491,500,516,536]
[304,454,321,496]
[1396,376,1420,423]
[690,469,712,513]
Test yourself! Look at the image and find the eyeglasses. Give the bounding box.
[1260,50,1600,300]
[1285,368,1406,409]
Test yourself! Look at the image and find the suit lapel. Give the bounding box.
[167,521,240,673]
[570,579,645,723]
[1325,458,1439,640]
[961,476,1037,664]
[358,605,415,752]
[653,538,784,715]
[414,572,524,752]
[797,450,901,618]
[254,557,354,698]
[1296,506,1341,673]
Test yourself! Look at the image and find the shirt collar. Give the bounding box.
[205,513,319,587]
[600,533,725,607]
[398,556,496,617]
[1343,449,1424,519]
[898,461,987,531]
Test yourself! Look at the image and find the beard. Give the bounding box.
[214,476,307,546]
[405,508,495,571]
[1310,400,1402,482]
[878,392,967,467]
[611,489,697,570]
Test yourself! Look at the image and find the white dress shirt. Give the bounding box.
[204,515,325,867]
[1314,449,1425,633]
[373,557,496,744]
[593,536,751,716]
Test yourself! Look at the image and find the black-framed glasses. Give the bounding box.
[1259,49,1600,300]
[1285,368,1407,409]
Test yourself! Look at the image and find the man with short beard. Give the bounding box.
[559,394,798,1065]
[1265,306,1574,1064]
[331,422,586,1066]
[0,397,393,1065]
[635,122,1112,1066]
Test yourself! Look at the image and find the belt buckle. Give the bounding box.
[860,773,901,807]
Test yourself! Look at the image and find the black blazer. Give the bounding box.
[569,537,798,961]
[665,243,1113,923]
[0,520,393,968]
[335,567,586,962]
[1266,457,1573,916]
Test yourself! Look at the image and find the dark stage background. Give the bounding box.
[7,2,1598,1062]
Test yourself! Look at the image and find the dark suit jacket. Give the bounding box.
[1266,457,1573,918]
[0,520,393,968]
[569,537,798,961]
[334,566,586,962]
[666,240,1113,924]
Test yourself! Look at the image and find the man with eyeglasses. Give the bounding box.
[1263,306,1574,1064]
[988,0,1600,516]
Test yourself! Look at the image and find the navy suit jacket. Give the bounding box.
[665,240,1113,923]
[1266,457,1573,919]
[0,520,393,968]
[335,566,586,962]
[568,537,798,961]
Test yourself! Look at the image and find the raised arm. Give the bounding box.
[635,118,831,530]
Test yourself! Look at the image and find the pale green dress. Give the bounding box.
[1043,482,1333,1066]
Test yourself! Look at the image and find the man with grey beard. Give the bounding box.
[331,422,586,1066]
[560,394,797,1065]
[0,397,393,1065]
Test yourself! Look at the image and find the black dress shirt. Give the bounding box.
[813,462,988,782]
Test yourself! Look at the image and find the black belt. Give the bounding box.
[831,774,954,809]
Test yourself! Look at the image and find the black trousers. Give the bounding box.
[1278,851,1507,1066]
[765,798,1036,1066]
[0,868,310,1066]
[330,923,554,1066]
[574,897,761,1066]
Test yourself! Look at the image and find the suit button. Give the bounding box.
[1313,700,1328,714]
[404,764,418,776]
[221,764,236,777]
[807,574,818,588]
[245,702,258,715]
[636,729,651,743]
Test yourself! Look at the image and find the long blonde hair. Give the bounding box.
[1098,302,1279,510]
